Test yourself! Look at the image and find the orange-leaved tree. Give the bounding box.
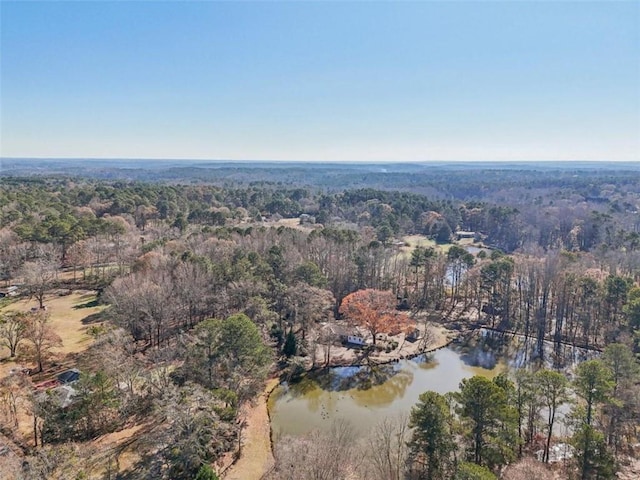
[339,289,414,345]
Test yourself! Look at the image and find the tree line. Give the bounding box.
[0,171,639,479]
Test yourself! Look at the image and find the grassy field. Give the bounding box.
[0,290,105,362]
[399,234,451,257]
[400,234,485,257]
[262,217,320,232]
[0,290,106,446]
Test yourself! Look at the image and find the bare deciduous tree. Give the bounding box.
[106,269,175,347]
[0,228,25,283]
[364,415,411,480]
[24,311,62,373]
[283,283,334,340]
[0,372,30,430]
[0,311,27,358]
[269,421,363,480]
[21,255,58,309]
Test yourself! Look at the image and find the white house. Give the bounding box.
[345,335,366,346]
[455,230,476,240]
[0,286,18,298]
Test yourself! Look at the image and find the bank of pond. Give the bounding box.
[269,329,598,437]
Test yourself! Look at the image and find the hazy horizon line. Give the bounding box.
[2,157,637,164]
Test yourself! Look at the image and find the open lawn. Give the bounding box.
[400,234,488,258]
[262,217,320,232]
[0,290,106,444]
[56,264,124,283]
[400,234,452,257]
[0,290,106,361]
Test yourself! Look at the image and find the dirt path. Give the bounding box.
[223,378,279,480]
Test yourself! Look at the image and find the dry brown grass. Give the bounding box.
[617,457,640,480]
[0,290,105,361]
[263,217,319,232]
[0,291,106,444]
[0,287,149,478]
[399,234,454,258]
[87,423,146,478]
[501,458,555,480]
[55,264,122,282]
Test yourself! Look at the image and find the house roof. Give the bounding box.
[43,385,78,409]
[57,369,80,384]
[319,322,353,337]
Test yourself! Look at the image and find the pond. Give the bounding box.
[268,345,505,437]
[268,328,599,438]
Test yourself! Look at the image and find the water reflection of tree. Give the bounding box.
[299,364,415,408]
[311,364,400,392]
[458,329,597,371]
[498,331,596,370]
[415,353,440,371]
[283,364,415,412]
[350,368,414,408]
[457,331,507,369]
[275,377,338,415]
[285,375,321,398]
[305,388,339,414]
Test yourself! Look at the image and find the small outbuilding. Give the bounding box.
[320,322,368,347]
[345,335,366,346]
[455,230,476,240]
[0,286,18,298]
[406,328,421,342]
[57,369,81,384]
[299,214,316,224]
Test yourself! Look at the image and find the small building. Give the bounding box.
[406,328,421,342]
[0,286,18,298]
[536,443,574,463]
[455,230,476,240]
[57,369,81,385]
[50,385,78,408]
[299,213,316,224]
[345,335,366,346]
[320,322,368,347]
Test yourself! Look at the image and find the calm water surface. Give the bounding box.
[269,347,504,436]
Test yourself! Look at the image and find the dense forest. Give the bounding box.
[0,162,639,479]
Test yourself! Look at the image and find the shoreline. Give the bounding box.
[310,322,457,369]
[223,323,603,479]
[222,323,458,479]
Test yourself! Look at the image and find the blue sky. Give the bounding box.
[1,1,639,162]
